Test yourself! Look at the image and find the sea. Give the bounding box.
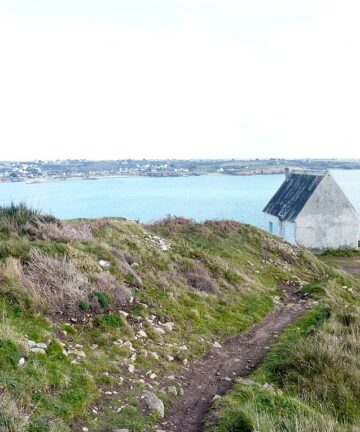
[0,170,359,229]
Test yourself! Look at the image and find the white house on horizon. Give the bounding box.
[263,169,359,251]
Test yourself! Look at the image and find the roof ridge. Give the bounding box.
[289,169,328,177]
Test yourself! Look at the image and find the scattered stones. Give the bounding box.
[236,377,256,385]
[68,350,86,358]
[154,327,166,335]
[99,259,111,268]
[150,351,160,360]
[36,342,48,349]
[30,347,46,354]
[142,390,165,418]
[162,322,174,332]
[138,330,148,338]
[272,295,281,305]
[128,364,135,373]
[164,386,177,396]
[263,382,276,393]
[120,341,136,352]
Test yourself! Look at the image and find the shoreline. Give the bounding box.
[1,167,359,185]
[0,170,289,185]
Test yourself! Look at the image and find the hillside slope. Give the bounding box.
[0,205,343,431]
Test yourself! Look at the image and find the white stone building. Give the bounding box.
[263,169,359,251]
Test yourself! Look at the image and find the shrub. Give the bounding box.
[79,301,91,312]
[93,272,133,307]
[24,249,89,315]
[183,262,220,294]
[99,314,124,328]
[93,291,111,308]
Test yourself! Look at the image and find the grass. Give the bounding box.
[0,206,348,431]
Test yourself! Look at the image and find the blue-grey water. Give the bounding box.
[0,170,359,229]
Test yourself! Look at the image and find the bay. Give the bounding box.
[0,170,359,229]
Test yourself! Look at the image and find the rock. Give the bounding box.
[164,385,177,396]
[82,428,89,432]
[18,357,26,367]
[142,390,164,418]
[166,355,174,362]
[162,322,174,332]
[119,310,129,317]
[121,341,136,352]
[30,347,46,354]
[36,342,48,349]
[99,259,111,268]
[138,330,148,338]
[128,364,135,373]
[212,394,221,401]
[150,351,159,360]
[113,430,130,432]
[236,377,256,385]
[213,341,222,348]
[68,350,86,358]
[263,383,276,393]
[27,340,36,348]
[154,327,166,335]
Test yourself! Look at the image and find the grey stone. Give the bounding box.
[36,342,48,349]
[67,349,86,358]
[30,347,46,354]
[142,390,164,418]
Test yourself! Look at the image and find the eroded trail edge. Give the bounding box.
[163,294,311,432]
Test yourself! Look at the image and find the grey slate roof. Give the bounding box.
[263,172,325,221]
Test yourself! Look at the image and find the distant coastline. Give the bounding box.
[1,158,360,184]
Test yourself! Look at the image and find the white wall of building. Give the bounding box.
[263,213,296,245]
[295,173,359,250]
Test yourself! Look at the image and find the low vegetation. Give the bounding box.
[0,207,357,431]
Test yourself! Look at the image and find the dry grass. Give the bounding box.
[24,249,89,315]
[33,221,93,241]
[0,393,29,432]
[111,249,143,288]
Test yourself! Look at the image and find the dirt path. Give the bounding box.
[162,294,311,432]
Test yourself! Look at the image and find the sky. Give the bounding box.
[0,0,360,161]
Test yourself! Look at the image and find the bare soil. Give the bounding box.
[161,293,311,432]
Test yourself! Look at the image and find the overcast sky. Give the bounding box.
[0,0,359,161]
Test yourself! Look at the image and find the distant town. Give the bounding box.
[1,158,360,183]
